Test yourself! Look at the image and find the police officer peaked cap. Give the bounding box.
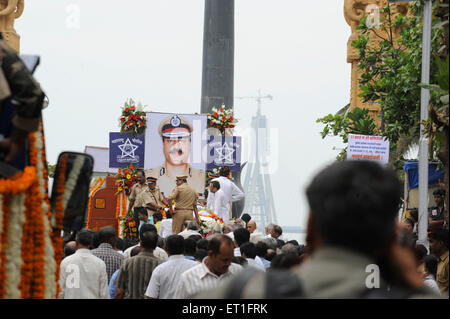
[176,175,188,180]
[159,115,193,139]
[147,177,157,183]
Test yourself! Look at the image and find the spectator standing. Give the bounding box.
[422,255,442,295]
[240,242,266,272]
[159,211,173,238]
[91,226,125,282]
[428,229,449,296]
[145,235,197,299]
[123,224,168,261]
[429,189,447,231]
[59,229,109,299]
[174,235,243,298]
[115,231,163,299]
[178,220,202,239]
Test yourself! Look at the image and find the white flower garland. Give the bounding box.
[34,129,57,299]
[62,155,85,211]
[4,193,26,299]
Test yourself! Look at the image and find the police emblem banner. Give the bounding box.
[207,136,241,171]
[109,132,145,168]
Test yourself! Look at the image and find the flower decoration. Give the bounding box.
[119,214,138,239]
[119,98,147,136]
[207,105,237,135]
[115,164,138,196]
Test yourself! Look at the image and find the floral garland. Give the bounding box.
[90,177,101,193]
[119,213,138,239]
[0,194,11,298]
[119,98,147,136]
[116,164,138,196]
[86,177,106,229]
[207,105,237,135]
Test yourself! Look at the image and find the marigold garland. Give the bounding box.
[89,176,102,195]
[86,177,106,229]
[0,195,11,298]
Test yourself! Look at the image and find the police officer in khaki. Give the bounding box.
[167,175,199,234]
[146,114,205,196]
[142,176,167,217]
[127,169,148,226]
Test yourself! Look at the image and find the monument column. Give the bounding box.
[344,0,408,127]
[0,0,24,53]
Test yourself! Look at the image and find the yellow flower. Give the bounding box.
[126,174,131,180]
[118,187,123,191]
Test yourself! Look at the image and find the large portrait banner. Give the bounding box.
[144,112,207,196]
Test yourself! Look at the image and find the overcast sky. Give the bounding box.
[15,0,349,240]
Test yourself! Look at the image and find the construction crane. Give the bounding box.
[236,90,277,232]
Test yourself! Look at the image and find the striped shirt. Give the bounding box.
[174,258,243,299]
[91,243,125,282]
[145,254,198,299]
[116,251,163,299]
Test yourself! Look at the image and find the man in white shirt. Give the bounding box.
[174,234,243,298]
[240,242,266,272]
[211,166,244,218]
[233,228,265,270]
[145,235,198,299]
[59,229,109,299]
[247,220,265,244]
[158,211,173,238]
[123,224,168,261]
[208,180,230,223]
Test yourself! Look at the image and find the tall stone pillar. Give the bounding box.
[0,0,24,53]
[200,0,234,114]
[344,0,408,128]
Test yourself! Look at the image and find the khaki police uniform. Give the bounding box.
[142,186,164,216]
[169,176,198,234]
[146,114,206,196]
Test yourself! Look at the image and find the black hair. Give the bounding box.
[157,236,165,248]
[136,169,145,177]
[153,212,163,221]
[240,214,251,224]
[305,160,402,257]
[184,238,197,256]
[433,188,445,197]
[266,249,276,262]
[429,228,449,250]
[287,240,299,246]
[208,234,234,256]
[130,246,141,257]
[240,242,257,259]
[92,231,101,249]
[195,249,208,262]
[165,211,172,219]
[233,228,250,247]
[404,218,415,228]
[196,239,209,251]
[270,252,300,270]
[135,207,148,216]
[63,246,76,258]
[276,239,285,249]
[255,241,269,258]
[219,166,231,177]
[232,256,248,267]
[140,223,157,236]
[409,209,418,223]
[273,225,282,235]
[98,226,117,244]
[140,231,158,250]
[424,254,438,278]
[76,229,94,247]
[188,234,203,243]
[166,235,185,255]
[211,181,220,190]
[115,238,126,251]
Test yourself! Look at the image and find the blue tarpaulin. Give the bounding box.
[403,161,445,189]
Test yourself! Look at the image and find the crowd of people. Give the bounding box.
[58,161,448,299]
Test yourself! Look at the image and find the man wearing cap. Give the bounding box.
[147,114,205,196]
[142,177,167,218]
[167,175,200,234]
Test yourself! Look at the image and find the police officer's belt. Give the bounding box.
[175,207,193,211]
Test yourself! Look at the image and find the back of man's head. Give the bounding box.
[184,238,197,256]
[219,166,231,177]
[166,235,185,255]
[240,214,252,224]
[306,160,402,257]
[187,220,199,231]
[140,223,157,236]
[153,212,163,222]
[429,228,449,250]
[240,242,257,259]
[255,241,269,258]
[233,228,250,247]
[76,229,94,248]
[98,226,116,245]
[140,231,158,250]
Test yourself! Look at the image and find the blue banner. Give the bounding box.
[207,136,241,171]
[109,132,145,168]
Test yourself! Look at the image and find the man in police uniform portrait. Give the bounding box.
[146,114,205,196]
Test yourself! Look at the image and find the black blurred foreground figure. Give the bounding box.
[196,161,442,299]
